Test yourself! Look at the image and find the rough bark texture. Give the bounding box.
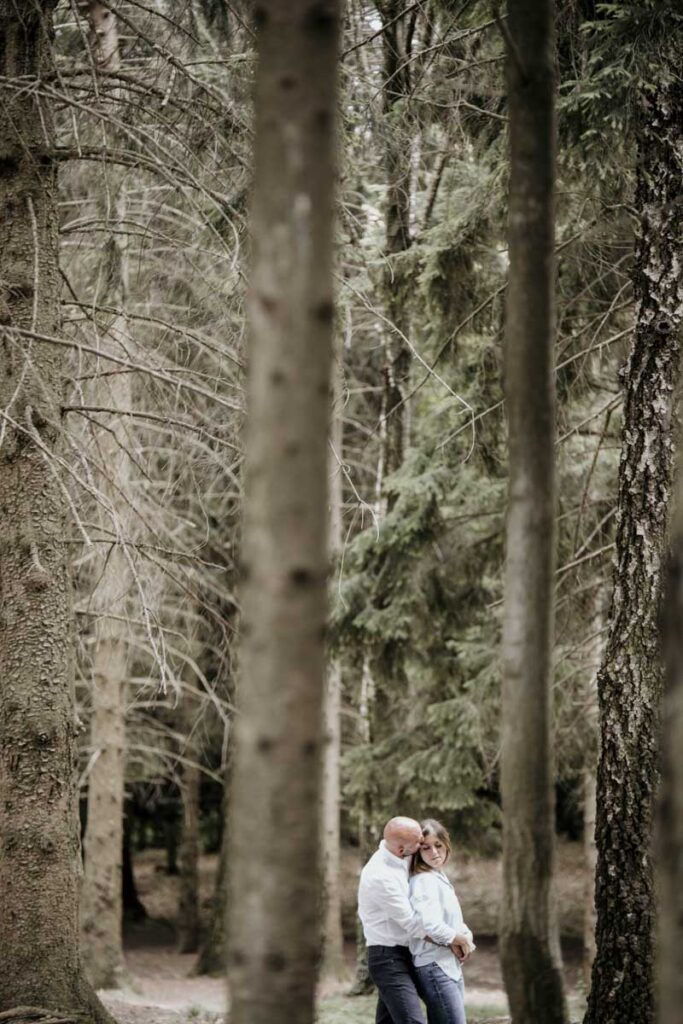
[0,5,112,1021]
[80,1,131,989]
[226,4,340,1023]
[584,64,683,1024]
[499,2,568,1023]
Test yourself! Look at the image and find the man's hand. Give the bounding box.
[450,933,475,962]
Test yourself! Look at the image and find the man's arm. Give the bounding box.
[378,876,431,940]
[409,874,458,947]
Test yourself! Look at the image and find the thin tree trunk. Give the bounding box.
[177,691,201,955]
[226,5,340,1024]
[122,807,147,922]
[320,355,346,980]
[0,6,113,1020]
[499,2,568,1022]
[80,1,132,989]
[350,657,378,996]
[584,62,683,1024]
[583,593,605,993]
[164,808,180,876]
[353,9,416,975]
[194,759,229,975]
[582,723,598,992]
[379,0,413,497]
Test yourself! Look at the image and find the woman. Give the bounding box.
[409,819,475,1024]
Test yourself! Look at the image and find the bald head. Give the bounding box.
[384,816,423,859]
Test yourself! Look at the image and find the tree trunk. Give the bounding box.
[0,6,112,1021]
[582,719,598,992]
[177,693,201,955]
[351,9,416,985]
[226,5,340,1024]
[499,2,568,1023]
[583,593,606,993]
[659,483,683,1024]
[584,63,683,1024]
[194,760,229,975]
[80,1,132,990]
[378,0,413,498]
[349,658,378,996]
[122,807,147,922]
[320,355,346,981]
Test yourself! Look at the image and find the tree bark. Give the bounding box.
[583,63,683,1024]
[122,807,147,922]
[351,9,416,987]
[177,692,201,955]
[194,759,229,975]
[583,593,606,993]
[499,2,568,1023]
[80,1,132,990]
[226,4,340,1024]
[0,5,113,1020]
[378,0,413,499]
[582,705,598,992]
[320,354,346,980]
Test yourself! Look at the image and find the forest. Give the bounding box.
[0,2,681,1024]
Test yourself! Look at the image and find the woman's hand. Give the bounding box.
[450,934,476,962]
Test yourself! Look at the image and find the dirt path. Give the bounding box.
[97,934,545,1017]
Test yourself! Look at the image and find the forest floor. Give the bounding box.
[99,847,588,1024]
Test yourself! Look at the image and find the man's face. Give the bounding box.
[400,828,423,857]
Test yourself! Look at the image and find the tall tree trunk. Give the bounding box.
[583,592,606,993]
[320,354,346,981]
[350,658,378,996]
[351,10,416,988]
[0,6,112,1020]
[583,63,683,1024]
[378,0,413,497]
[177,690,201,955]
[659,480,683,1024]
[226,4,340,1024]
[583,699,598,992]
[194,758,229,975]
[122,806,147,921]
[80,0,132,990]
[499,2,568,1023]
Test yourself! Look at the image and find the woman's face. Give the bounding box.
[420,833,447,869]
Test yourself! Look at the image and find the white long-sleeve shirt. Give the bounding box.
[409,869,474,981]
[358,841,428,947]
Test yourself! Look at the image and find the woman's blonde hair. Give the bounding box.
[410,818,452,875]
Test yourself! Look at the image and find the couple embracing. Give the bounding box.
[358,816,475,1024]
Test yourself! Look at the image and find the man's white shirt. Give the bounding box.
[358,840,436,947]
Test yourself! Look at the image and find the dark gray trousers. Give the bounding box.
[367,944,426,1024]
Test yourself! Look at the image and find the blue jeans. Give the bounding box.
[367,945,427,1024]
[415,962,466,1024]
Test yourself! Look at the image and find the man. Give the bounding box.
[358,816,472,1024]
